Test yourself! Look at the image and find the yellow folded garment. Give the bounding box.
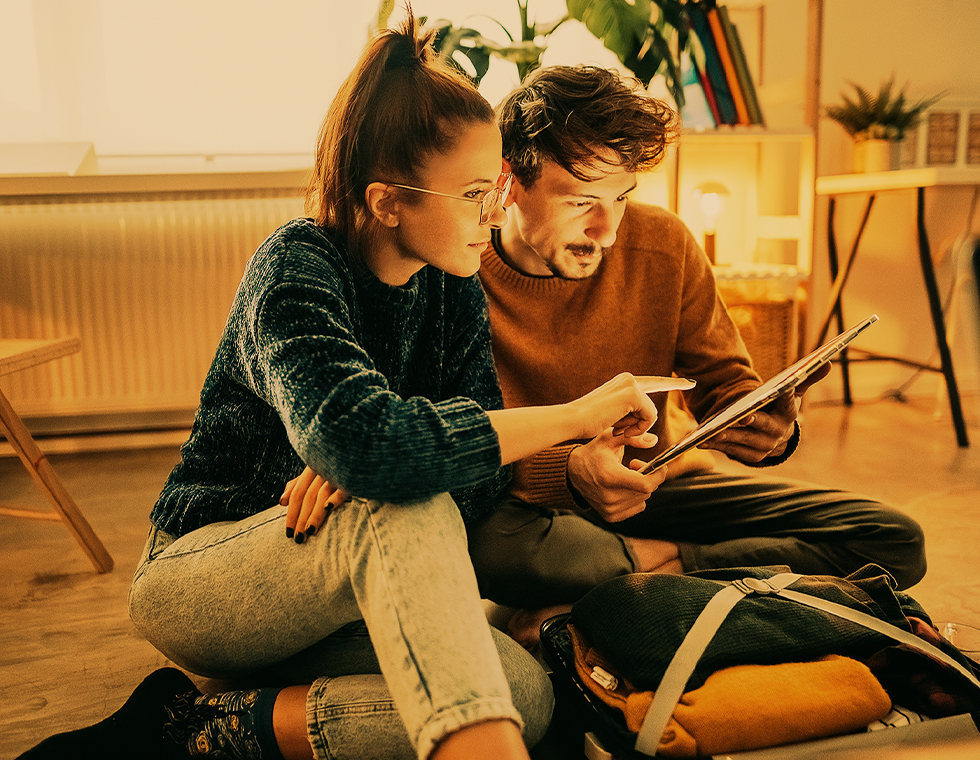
[569,623,892,757]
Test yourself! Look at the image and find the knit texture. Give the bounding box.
[152,219,509,537]
[569,564,926,693]
[479,202,762,507]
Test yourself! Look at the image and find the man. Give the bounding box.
[468,65,926,636]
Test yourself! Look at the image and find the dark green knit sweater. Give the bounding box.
[151,219,509,537]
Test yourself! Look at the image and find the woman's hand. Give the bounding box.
[280,466,349,543]
[487,373,692,466]
[568,373,693,441]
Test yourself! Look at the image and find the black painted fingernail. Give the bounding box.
[306,524,317,537]
[295,532,305,545]
[285,527,294,539]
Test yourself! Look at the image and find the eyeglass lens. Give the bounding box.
[479,175,512,225]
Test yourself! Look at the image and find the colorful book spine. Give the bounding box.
[706,3,751,125]
[693,55,722,127]
[718,5,765,126]
[687,4,737,125]
[680,51,717,129]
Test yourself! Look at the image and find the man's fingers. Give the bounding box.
[796,361,832,396]
[633,375,696,394]
[623,431,658,449]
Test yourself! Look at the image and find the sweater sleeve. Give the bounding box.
[250,238,503,507]
[441,276,512,521]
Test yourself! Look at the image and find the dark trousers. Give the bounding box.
[468,472,927,608]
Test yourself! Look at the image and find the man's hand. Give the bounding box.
[702,361,831,464]
[567,429,667,522]
[280,466,349,543]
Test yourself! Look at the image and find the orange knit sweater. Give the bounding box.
[479,202,761,509]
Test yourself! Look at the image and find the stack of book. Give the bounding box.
[682,0,764,129]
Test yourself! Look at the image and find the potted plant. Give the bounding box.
[565,0,689,106]
[824,76,944,173]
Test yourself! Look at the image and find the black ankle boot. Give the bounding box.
[16,667,202,760]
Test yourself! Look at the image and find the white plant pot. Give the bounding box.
[853,138,896,173]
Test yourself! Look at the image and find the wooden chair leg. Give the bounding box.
[0,388,114,573]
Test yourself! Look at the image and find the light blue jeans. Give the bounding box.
[129,493,553,760]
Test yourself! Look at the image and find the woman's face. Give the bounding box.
[373,120,506,285]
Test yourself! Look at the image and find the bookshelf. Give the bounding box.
[659,2,817,369]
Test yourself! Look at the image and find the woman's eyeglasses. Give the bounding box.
[387,173,513,225]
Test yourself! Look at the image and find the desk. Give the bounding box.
[815,168,980,448]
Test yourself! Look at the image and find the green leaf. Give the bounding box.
[566,0,686,105]
[567,0,652,62]
[434,25,493,84]
[373,0,396,32]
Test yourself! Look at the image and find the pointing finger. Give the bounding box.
[634,376,696,394]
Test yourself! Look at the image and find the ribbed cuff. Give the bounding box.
[514,445,581,512]
[748,420,801,468]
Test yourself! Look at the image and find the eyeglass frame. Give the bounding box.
[386,173,513,226]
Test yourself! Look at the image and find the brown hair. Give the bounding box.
[496,65,678,186]
[305,7,495,260]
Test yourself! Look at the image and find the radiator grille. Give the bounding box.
[0,190,305,427]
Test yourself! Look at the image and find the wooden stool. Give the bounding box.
[0,337,114,573]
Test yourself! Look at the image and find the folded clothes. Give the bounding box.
[569,624,892,757]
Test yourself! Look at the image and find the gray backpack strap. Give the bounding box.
[634,573,801,755]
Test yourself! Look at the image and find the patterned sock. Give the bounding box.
[182,688,285,760]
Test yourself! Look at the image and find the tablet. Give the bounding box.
[638,313,879,474]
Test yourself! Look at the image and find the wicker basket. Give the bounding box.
[718,280,799,381]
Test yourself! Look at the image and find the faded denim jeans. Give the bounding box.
[129,493,553,760]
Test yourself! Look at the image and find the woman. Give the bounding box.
[18,11,659,760]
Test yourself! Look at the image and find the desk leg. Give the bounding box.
[826,197,851,404]
[916,187,969,447]
[0,388,114,572]
[816,194,876,404]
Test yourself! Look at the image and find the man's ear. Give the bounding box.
[365,182,400,228]
[501,159,518,207]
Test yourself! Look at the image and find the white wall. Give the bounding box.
[0,0,378,157]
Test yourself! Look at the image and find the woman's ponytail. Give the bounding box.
[306,7,494,263]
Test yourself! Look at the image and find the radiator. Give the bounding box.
[0,189,305,432]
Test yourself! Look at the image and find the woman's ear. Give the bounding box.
[365,182,400,228]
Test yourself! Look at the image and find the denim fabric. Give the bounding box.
[130,493,551,759]
[302,628,554,760]
[469,472,927,607]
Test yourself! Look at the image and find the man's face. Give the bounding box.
[500,154,637,280]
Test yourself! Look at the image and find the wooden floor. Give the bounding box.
[1,393,979,759]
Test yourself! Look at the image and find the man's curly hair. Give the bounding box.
[496,65,678,186]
